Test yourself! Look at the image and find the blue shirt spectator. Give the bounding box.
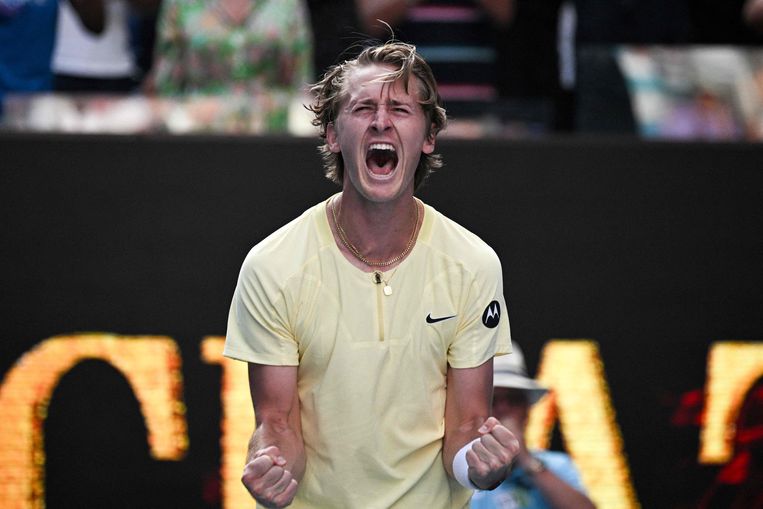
[470,345,596,509]
[471,450,588,509]
[1,0,102,116]
[0,0,59,114]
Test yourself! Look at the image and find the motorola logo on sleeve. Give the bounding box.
[482,301,501,328]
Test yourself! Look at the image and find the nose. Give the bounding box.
[371,106,392,131]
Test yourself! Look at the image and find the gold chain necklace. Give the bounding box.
[330,196,420,268]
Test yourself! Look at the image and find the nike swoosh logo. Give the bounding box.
[426,314,456,324]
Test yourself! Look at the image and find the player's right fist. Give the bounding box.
[242,446,298,508]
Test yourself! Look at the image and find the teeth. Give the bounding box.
[369,143,395,152]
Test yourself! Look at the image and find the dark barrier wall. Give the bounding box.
[2,133,762,508]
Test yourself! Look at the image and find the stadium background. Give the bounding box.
[2,132,762,508]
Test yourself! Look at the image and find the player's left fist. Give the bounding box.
[465,416,520,489]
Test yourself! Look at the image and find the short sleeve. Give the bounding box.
[447,247,512,368]
[223,250,299,366]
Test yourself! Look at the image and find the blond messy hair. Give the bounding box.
[308,41,448,190]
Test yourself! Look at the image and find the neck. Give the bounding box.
[330,192,421,270]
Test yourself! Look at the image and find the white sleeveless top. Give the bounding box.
[52,0,135,78]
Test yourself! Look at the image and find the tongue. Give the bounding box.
[367,150,396,175]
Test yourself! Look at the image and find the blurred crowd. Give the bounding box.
[2,0,763,138]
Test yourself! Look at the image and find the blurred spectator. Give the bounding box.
[617,47,763,140]
[0,0,101,115]
[357,0,515,114]
[144,0,313,132]
[358,0,695,133]
[697,376,763,509]
[470,344,595,509]
[52,0,160,93]
[570,0,763,134]
[146,0,311,96]
[565,0,693,134]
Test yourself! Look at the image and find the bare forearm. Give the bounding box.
[247,363,305,479]
[248,421,306,481]
[442,417,484,478]
[444,363,518,490]
[243,364,303,506]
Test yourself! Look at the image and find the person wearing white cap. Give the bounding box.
[471,345,596,509]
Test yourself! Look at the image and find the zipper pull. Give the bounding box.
[373,271,392,295]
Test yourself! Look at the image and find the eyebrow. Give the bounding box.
[350,97,416,108]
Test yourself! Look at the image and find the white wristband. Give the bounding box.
[452,438,481,490]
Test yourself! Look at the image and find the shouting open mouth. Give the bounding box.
[366,143,398,176]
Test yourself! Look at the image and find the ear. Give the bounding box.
[326,122,341,153]
[422,127,436,155]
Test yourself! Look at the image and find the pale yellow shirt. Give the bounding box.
[225,197,511,508]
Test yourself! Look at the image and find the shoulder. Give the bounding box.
[239,201,329,282]
[421,202,502,270]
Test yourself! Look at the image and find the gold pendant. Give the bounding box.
[373,270,394,296]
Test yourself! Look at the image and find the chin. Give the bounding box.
[363,180,411,204]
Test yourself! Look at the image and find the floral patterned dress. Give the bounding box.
[151,0,313,132]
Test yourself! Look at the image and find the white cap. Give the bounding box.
[493,344,548,405]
